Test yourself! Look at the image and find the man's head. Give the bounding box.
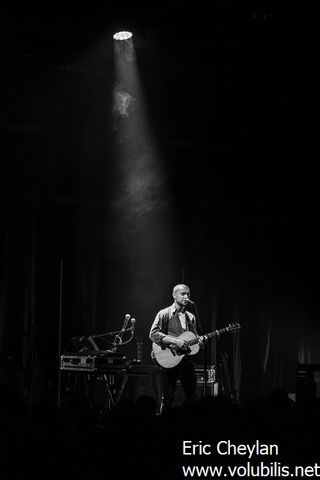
[172,284,191,307]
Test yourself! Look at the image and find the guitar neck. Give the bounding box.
[206,326,231,340]
[184,323,240,347]
[190,326,235,345]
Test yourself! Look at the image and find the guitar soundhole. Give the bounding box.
[169,348,182,357]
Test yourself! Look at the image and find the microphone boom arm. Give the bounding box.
[91,326,133,339]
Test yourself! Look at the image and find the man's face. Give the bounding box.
[174,287,191,307]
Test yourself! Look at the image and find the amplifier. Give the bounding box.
[174,365,218,406]
[60,353,127,372]
[94,354,127,372]
[195,365,216,384]
[177,365,216,386]
[60,354,96,371]
[296,364,320,402]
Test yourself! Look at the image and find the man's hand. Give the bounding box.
[174,338,188,349]
[198,335,208,346]
[168,338,191,356]
[162,335,189,351]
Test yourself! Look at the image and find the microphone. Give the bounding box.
[186,298,194,305]
[114,314,131,346]
[130,318,136,331]
[121,313,131,332]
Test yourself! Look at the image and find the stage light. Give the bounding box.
[113,31,133,41]
[113,31,135,62]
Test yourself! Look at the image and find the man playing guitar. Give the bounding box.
[149,283,203,414]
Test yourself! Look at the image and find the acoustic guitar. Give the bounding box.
[152,323,241,368]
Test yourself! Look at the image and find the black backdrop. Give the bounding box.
[0,3,317,406]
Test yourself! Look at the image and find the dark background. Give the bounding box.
[0,2,317,406]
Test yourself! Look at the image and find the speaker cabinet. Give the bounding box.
[296,364,320,403]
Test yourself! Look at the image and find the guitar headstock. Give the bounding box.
[226,322,241,333]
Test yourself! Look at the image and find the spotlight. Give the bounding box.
[113,31,135,62]
[113,31,133,41]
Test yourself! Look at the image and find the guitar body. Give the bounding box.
[151,322,241,369]
[152,331,200,369]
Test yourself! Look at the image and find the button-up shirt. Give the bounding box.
[149,303,198,346]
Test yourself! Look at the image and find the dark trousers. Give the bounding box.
[159,357,197,414]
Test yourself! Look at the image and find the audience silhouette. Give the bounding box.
[1,379,319,480]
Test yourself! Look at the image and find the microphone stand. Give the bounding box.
[111,315,130,351]
[71,316,136,354]
[91,326,133,338]
[90,325,135,351]
[190,301,208,399]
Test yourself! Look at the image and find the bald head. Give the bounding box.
[172,284,190,298]
[172,284,191,310]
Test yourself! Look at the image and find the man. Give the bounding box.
[149,284,203,414]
